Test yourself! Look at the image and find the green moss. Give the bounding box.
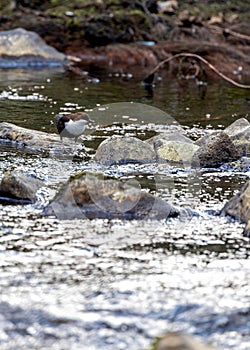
[69,171,87,181]
[178,0,250,21]
[148,336,162,350]
[1,0,250,50]
[0,0,16,15]
[69,171,119,182]
[0,0,10,11]
[49,0,74,5]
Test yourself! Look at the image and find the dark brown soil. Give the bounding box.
[0,1,250,79]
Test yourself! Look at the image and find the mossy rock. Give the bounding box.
[45,171,180,220]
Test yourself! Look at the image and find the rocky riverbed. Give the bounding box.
[0,106,250,349]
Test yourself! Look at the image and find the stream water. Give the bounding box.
[0,67,249,350]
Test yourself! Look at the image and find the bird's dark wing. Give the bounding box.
[55,115,70,134]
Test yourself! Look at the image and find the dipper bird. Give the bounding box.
[55,112,91,142]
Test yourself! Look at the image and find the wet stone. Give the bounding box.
[194,131,241,168]
[0,171,44,204]
[44,172,180,220]
[148,131,199,164]
[0,122,85,157]
[154,332,216,350]
[224,117,250,156]
[221,179,250,235]
[94,135,157,165]
[0,28,67,68]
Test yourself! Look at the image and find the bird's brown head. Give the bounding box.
[71,112,90,122]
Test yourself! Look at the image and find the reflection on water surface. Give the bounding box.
[0,68,249,131]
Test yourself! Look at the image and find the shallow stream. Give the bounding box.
[0,67,249,350]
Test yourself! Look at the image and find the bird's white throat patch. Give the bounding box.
[64,119,87,136]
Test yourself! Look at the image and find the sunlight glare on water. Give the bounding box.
[0,67,249,350]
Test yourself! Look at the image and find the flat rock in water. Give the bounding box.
[154,332,216,350]
[0,122,84,156]
[0,171,43,204]
[194,131,241,167]
[221,180,250,236]
[94,135,157,165]
[0,28,67,68]
[224,117,250,155]
[44,172,180,220]
[148,131,199,164]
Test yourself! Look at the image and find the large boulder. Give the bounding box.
[0,171,43,204]
[0,122,84,156]
[94,135,157,165]
[148,131,199,164]
[221,180,250,235]
[224,118,250,155]
[154,332,216,350]
[0,28,67,68]
[194,131,241,167]
[44,172,180,220]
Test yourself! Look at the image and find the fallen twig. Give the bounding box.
[143,52,250,89]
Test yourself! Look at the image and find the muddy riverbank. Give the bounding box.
[0,1,250,78]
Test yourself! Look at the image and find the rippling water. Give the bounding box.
[0,67,249,350]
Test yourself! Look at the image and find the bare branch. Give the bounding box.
[144,52,250,89]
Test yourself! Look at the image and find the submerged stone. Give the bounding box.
[44,172,180,220]
[0,171,43,204]
[0,28,67,68]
